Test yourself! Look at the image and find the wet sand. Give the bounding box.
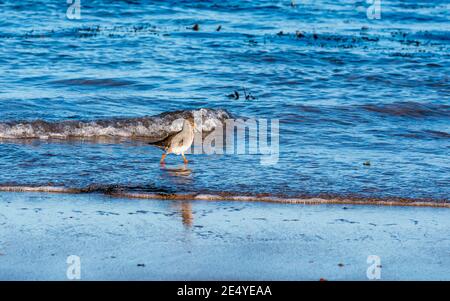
[0,192,449,280]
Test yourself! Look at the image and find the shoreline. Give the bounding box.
[0,186,448,208]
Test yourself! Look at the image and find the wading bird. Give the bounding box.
[149,117,196,164]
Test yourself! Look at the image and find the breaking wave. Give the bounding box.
[0,108,230,140]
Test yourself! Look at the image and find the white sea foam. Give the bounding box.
[0,108,230,140]
[0,185,447,208]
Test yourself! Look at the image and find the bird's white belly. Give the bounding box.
[171,137,193,155]
[172,144,189,155]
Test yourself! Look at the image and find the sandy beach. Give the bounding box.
[1,192,449,280]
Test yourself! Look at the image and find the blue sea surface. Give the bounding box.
[0,0,448,201]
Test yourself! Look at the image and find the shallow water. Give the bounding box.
[0,0,449,202]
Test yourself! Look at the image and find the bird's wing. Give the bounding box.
[170,133,185,148]
[148,131,180,150]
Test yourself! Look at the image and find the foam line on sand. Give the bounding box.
[0,185,449,208]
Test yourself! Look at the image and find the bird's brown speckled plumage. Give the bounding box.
[149,117,195,164]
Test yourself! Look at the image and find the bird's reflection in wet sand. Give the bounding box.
[169,201,194,229]
[180,202,193,228]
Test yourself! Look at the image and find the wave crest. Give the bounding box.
[0,108,230,140]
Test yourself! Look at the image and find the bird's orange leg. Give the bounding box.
[182,153,188,164]
[160,153,167,164]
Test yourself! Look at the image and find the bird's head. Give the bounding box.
[185,116,200,133]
